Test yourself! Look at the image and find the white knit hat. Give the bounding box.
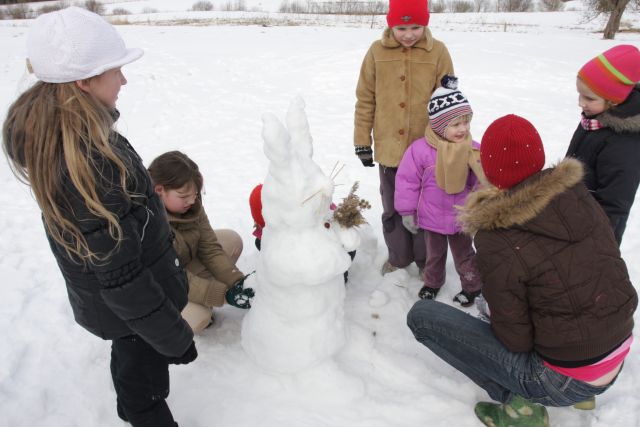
[428,75,473,136]
[26,7,143,83]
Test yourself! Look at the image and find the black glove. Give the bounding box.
[355,146,374,167]
[225,276,255,309]
[167,341,198,365]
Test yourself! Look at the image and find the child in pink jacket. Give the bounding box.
[395,76,485,306]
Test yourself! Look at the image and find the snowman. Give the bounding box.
[241,97,359,374]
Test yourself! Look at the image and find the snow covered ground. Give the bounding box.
[0,5,639,427]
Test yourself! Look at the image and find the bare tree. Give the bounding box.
[83,0,105,15]
[495,0,531,12]
[584,0,634,39]
[473,0,491,12]
[430,1,447,12]
[540,0,563,11]
[448,0,474,12]
[604,0,631,38]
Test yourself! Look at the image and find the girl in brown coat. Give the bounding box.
[354,0,454,274]
[407,115,636,427]
[149,151,255,333]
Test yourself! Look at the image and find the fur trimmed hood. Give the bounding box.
[459,158,588,239]
[599,88,640,133]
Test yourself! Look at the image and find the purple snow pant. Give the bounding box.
[379,165,426,270]
[423,230,482,293]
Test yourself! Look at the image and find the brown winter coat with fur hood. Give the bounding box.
[459,158,637,362]
[169,200,244,308]
[354,28,453,167]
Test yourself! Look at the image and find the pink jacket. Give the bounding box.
[395,137,480,235]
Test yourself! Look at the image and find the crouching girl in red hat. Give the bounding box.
[407,115,637,427]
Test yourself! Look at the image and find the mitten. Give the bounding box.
[167,341,198,365]
[225,277,255,309]
[401,215,418,234]
[355,146,374,167]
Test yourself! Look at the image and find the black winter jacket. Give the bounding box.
[45,129,193,358]
[565,89,640,245]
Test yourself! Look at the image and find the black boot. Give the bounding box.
[453,290,481,307]
[418,286,440,300]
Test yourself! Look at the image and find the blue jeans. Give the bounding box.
[407,300,615,406]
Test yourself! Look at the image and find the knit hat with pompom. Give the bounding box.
[428,75,473,137]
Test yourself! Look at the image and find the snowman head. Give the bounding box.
[261,96,335,230]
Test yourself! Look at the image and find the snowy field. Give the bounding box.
[1,5,640,427]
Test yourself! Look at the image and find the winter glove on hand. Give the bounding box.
[355,146,374,167]
[401,215,419,234]
[225,276,255,309]
[167,341,198,365]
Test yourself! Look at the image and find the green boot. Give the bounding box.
[573,396,596,410]
[474,395,550,427]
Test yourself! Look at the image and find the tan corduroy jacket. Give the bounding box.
[169,200,244,307]
[354,28,454,167]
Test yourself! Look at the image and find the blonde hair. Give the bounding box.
[3,81,131,264]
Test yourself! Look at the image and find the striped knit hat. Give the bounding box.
[428,75,473,137]
[578,45,640,104]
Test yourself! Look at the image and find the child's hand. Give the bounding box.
[225,276,255,309]
[355,146,375,167]
[401,215,418,234]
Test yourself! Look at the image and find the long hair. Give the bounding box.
[148,150,203,193]
[3,81,131,264]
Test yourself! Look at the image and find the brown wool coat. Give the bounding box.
[169,201,244,308]
[458,158,637,362]
[354,27,454,167]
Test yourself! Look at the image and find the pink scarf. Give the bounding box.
[580,116,605,131]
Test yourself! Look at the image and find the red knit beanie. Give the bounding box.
[387,0,429,27]
[249,184,265,228]
[480,115,545,190]
[578,45,640,104]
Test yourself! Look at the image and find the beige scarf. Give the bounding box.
[424,126,487,194]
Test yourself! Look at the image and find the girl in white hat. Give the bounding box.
[3,7,196,427]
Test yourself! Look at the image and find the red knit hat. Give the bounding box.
[249,184,265,228]
[387,0,429,28]
[578,45,640,104]
[480,115,545,190]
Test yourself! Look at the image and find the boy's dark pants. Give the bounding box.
[379,166,426,270]
[111,335,178,427]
